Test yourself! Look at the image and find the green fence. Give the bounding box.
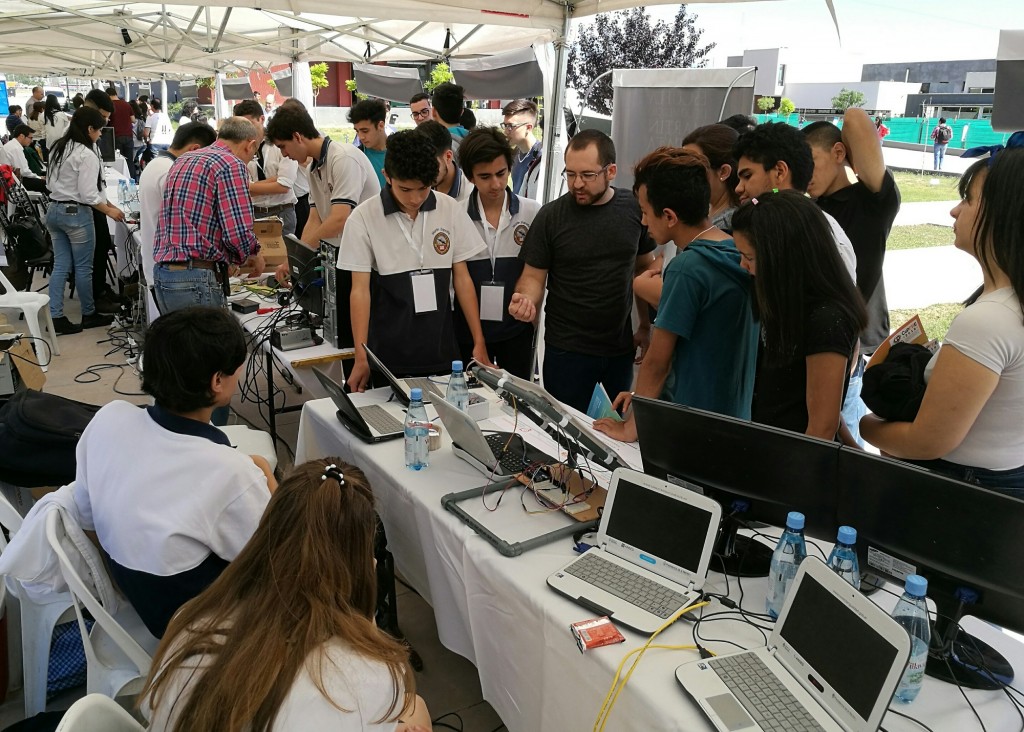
[753,114,1015,151]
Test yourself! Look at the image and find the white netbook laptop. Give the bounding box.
[312,366,405,444]
[432,394,555,478]
[362,343,446,406]
[547,468,722,634]
[676,557,911,732]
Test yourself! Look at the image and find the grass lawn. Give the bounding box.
[893,171,961,203]
[889,303,964,342]
[886,224,954,251]
[321,127,357,144]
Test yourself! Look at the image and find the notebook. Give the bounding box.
[431,392,555,478]
[547,468,722,634]
[362,343,445,405]
[676,557,911,732]
[312,366,405,444]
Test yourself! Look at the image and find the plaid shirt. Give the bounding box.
[152,142,260,265]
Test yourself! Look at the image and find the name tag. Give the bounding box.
[411,270,437,314]
[480,281,505,322]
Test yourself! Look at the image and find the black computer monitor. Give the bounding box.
[836,448,1023,690]
[98,127,115,163]
[632,396,841,577]
[283,234,324,318]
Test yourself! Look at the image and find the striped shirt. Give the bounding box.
[152,142,260,265]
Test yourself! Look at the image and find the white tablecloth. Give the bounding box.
[295,391,1024,732]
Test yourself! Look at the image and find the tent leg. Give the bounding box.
[541,4,573,204]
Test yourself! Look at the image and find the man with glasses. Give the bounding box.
[409,92,431,127]
[502,98,542,200]
[509,130,655,412]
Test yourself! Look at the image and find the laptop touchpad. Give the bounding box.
[706,694,755,730]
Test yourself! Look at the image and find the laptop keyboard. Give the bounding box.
[406,377,442,402]
[485,432,538,474]
[359,404,404,435]
[709,653,826,732]
[563,552,688,619]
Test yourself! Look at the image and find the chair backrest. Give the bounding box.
[44,511,153,674]
[55,693,145,732]
[0,267,17,296]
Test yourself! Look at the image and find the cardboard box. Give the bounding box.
[241,218,287,273]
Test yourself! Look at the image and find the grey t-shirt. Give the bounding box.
[519,187,654,356]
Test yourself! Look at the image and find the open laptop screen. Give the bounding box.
[604,478,713,573]
[780,573,901,720]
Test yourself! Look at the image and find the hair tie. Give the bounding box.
[321,464,345,485]
[962,131,1024,168]
[750,197,759,206]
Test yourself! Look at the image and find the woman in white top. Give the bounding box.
[144,97,175,151]
[143,458,432,732]
[26,102,46,142]
[862,144,1024,496]
[44,107,124,335]
[42,95,69,156]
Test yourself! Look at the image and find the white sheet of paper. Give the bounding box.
[480,283,505,322]
[411,270,437,314]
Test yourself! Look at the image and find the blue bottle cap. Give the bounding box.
[452,360,463,372]
[786,512,805,530]
[410,388,423,401]
[905,574,927,598]
[837,525,857,545]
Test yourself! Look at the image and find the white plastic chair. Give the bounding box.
[55,693,144,732]
[0,267,59,370]
[45,510,157,702]
[0,488,77,718]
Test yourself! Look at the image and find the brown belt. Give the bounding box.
[254,204,292,215]
[163,260,225,282]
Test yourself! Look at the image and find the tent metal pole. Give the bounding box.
[542,2,572,204]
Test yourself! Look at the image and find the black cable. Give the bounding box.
[887,706,937,732]
[4,334,52,367]
[74,363,146,396]
[430,711,464,732]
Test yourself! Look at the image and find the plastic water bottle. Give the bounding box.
[117,179,128,205]
[892,575,931,704]
[826,525,861,589]
[766,512,807,619]
[446,360,470,412]
[404,388,429,471]
[127,179,138,212]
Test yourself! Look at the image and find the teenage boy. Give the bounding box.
[456,126,541,378]
[72,306,275,637]
[594,148,758,442]
[267,104,379,251]
[1,125,47,193]
[415,121,472,202]
[409,92,431,126]
[502,99,542,200]
[803,110,901,444]
[430,82,469,157]
[234,99,299,237]
[734,122,858,284]
[339,130,489,391]
[348,98,388,188]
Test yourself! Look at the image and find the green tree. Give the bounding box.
[779,97,795,117]
[424,62,455,93]
[757,96,776,113]
[567,5,715,115]
[196,77,215,89]
[831,88,866,111]
[310,62,329,103]
[345,78,367,102]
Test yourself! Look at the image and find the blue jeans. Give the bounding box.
[45,203,96,318]
[933,143,948,170]
[543,345,634,413]
[152,264,226,314]
[841,358,867,446]
[907,458,1024,498]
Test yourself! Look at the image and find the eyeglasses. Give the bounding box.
[561,165,610,183]
[411,108,431,119]
[500,122,527,132]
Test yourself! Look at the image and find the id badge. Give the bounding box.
[480,281,505,322]
[411,270,437,314]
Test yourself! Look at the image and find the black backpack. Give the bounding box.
[0,389,100,487]
[935,125,952,144]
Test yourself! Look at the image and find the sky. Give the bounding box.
[641,0,1024,82]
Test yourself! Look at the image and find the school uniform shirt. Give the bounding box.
[308,137,380,246]
[455,189,539,347]
[248,140,298,209]
[441,166,473,203]
[73,401,271,637]
[338,187,485,376]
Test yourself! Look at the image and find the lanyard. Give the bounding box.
[395,209,429,270]
[478,191,510,281]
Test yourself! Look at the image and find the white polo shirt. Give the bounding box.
[138,151,176,286]
[441,166,473,203]
[145,111,174,146]
[339,188,484,376]
[308,137,380,246]
[1,139,41,179]
[248,139,298,209]
[456,189,539,345]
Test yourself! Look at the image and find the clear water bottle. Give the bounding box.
[826,525,861,590]
[892,575,931,704]
[766,511,807,619]
[404,388,430,471]
[446,360,470,412]
[117,179,128,205]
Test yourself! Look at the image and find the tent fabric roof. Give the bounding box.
[0,0,748,78]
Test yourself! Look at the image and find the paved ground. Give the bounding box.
[882,145,975,175]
